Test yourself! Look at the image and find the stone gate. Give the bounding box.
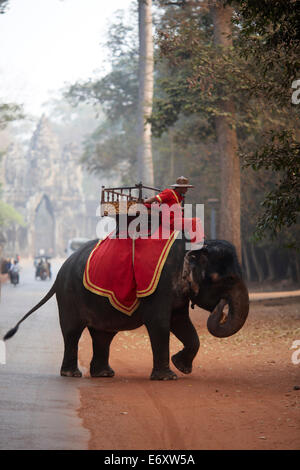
[2,115,98,257]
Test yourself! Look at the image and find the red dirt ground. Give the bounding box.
[77,296,300,450]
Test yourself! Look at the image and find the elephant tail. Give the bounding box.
[3,281,57,341]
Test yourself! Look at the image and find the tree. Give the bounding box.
[0,104,25,230]
[153,0,300,279]
[152,1,244,257]
[67,5,157,185]
[0,0,9,14]
[66,8,140,182]
[151,0,299,251]
[137,0,154,185]
[209,0,241,260]
[227,0,300,248]
[0,149,25,232]
[63,0,300,278]
[0,103,24,129]
[0,200,25,228]
[241,130,300,247]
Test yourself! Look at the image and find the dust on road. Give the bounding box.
[77,296,300,450]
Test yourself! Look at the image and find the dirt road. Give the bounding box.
[1,259,299,450]
[0,260,89,450]
[78,296,300,450]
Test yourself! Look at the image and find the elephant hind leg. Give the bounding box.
[60,324,85,378]
[88,328,116,377]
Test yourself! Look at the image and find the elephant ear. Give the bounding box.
[182,250,208,295]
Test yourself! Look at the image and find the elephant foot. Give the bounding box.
[171,351,192,374]
[60,367,82,378]
[150,368,177,381]
[90,366,115,378]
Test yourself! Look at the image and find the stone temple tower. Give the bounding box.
[3,115,90,257]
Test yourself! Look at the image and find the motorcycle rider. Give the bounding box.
[9,260,20,285]
[36,257,51,280]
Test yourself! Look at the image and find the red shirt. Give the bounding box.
[154,189,183,207]
[147,188,204,243]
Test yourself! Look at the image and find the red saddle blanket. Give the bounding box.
[83,229,179,315]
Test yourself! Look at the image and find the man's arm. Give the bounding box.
[144,195,158,204]
[144,189,167,204]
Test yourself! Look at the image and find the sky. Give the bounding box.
[0,0,134,117]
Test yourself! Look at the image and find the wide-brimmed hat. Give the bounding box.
[170,176,194,188]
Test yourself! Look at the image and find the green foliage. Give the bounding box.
[0,0,9,14]
[0,100,25,229]
[65,0,299,249]
[241,130,300,247]
[67,65,139,123]
[152,4,297,136]
[81,118,138,179]
[227,0,300,106]
[65,7,139,181]
[0,102,24,130]
[151,1,300,247]
[0,159,25,228]
[225,0,300,246]
[0,200,25,228]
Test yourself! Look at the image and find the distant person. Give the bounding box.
[47,259,52,279]
[2,258,11,274]
[9,260,20,284]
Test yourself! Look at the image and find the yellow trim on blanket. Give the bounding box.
[83,239,140,315]
[83,274,140,315]
[136,230,179,297]
[83,230,179,315]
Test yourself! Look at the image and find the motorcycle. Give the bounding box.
[35,257,51,281]
[37,264,48,280]
[10,270,19,287]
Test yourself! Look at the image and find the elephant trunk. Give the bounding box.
[206,279,249,338]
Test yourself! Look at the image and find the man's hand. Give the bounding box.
[144,196,157,204]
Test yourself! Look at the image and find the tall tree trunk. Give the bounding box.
[137,0,154,185]
[210,1,241,261]
[242,243,251,281]
[250,243,264,283]
[265,248,276,281]
[294,255,300,283]
[170,130,175,181]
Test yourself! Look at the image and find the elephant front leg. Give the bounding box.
[144,314,177,381]
[88,328,116,377]
[170,310,200,374]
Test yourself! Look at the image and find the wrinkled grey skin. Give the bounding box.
[4,238,249,380]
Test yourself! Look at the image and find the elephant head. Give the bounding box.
[183,240,249,338]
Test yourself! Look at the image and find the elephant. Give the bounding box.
[3,237,249,380]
